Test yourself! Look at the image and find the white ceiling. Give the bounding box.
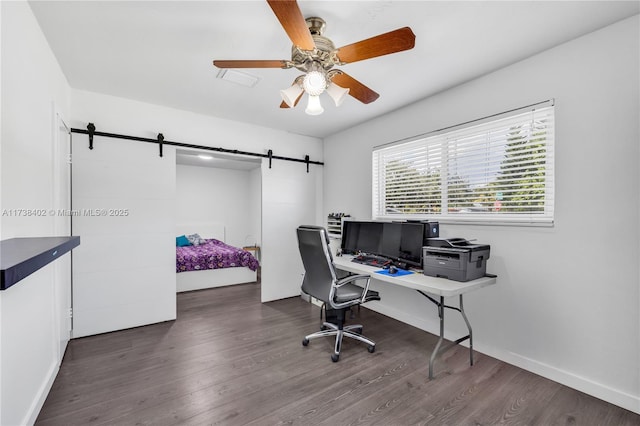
[176,149,262,170]
[29,1,639,139]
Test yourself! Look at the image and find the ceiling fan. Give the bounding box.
[213,0,416,115]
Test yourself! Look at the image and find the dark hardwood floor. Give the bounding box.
[37,282,638,425]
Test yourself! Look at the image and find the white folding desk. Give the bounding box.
[333,255,497,379]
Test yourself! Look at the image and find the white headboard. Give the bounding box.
[176,223,225,242]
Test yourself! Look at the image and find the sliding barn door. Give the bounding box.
[71,136,176,337]
[261,160,323,302]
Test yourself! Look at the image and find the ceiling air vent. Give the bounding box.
[216,69,259,87]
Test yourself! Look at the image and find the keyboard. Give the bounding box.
[351,254,392,268]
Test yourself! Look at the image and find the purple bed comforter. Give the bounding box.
[176,239,259,273]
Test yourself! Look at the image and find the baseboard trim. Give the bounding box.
[24,358,60,426]
[481,348,640,415]
[365,302,639,415]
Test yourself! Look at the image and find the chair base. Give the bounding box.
[303,322,376,362]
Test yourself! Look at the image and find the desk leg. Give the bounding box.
[459,294,473,367]
[429,296,445,380]
[418,292,473,380]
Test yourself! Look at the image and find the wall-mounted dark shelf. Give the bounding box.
[0,236,80,290]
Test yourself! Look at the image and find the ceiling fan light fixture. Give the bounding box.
[214,2,417,115]
[326,82,350,107]
[305,95,324,115]
[280,83,304,108]
[303,70,327,96]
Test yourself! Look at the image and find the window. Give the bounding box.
[372,104,554,225]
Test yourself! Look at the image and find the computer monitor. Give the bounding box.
[398,222,424,267]
[377,222,424,267]
[378,222,402,260]
[357,222,383,254]
[341,221,360,254]
[342,220,424,267]
[341,221,382,254]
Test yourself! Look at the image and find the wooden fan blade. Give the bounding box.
[331,72,380,104]
[336,27,416,64]
[213,60,289,69]
[267,0,316,51]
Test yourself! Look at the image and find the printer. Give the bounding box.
[423,238,490,282]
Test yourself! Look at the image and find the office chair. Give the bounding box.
[296,225,380,362]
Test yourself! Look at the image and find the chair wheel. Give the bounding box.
[331,354,339,362]
[302,338,309,346]
[368,345,375,353]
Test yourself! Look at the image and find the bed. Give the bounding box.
[176,223,259,293]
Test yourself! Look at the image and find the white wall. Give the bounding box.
[0,2,72,425]
[324,15,640,413]
[176,164,259,248]
[1,3,4,423]
[70,89,323,306]
[1,2,3,421]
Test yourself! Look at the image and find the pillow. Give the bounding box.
[187,233,205,246]
[176,235,191,247]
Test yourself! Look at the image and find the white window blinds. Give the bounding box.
[372,105,555,225]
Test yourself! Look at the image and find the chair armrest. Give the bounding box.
[335,274,370,288]
[329,274,372,309]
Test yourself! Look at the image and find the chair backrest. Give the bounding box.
[296,225,337,303]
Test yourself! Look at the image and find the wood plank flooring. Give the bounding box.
[36,282,639,425]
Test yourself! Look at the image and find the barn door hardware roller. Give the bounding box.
[87,123,96,150]
[157,133,164,157]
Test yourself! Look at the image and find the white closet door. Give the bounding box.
[52,111,72,358]
[71,136,176,337]
[261,159,323,302]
